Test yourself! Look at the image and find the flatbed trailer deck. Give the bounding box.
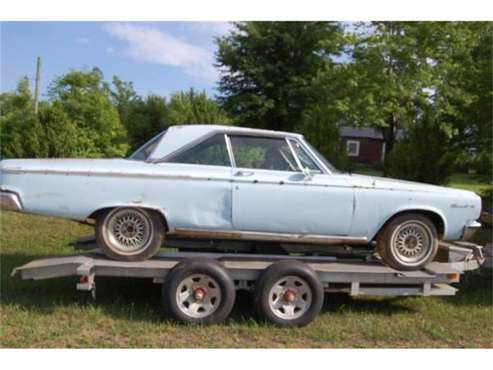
[11,239,484,326]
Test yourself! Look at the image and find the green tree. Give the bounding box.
[344,22,442,155]
[106,76,139,131]
[436,22,492,164]
[346,21,492,160]
[167,88,230,125]
[0,77,47,158]
[37,101,79,157]
[216,21,343,131]
[385,108,456,184]
[126,94,169,150]
[48,68,128,157]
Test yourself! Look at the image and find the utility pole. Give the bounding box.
[33,57,41,114]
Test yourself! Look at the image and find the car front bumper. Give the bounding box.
[0,191,23,212]
[461,220,482,240]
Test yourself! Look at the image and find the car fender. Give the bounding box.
[369,205,448,241]
[87,203,171,230]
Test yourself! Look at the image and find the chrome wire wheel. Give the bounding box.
[175,274,222,319]
[268,275,312,320]
[105,208,153,255]
[390,220,434,267]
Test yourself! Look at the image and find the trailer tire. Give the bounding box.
[253,260,323,327]
[96,207,164,262]
[162,258,235,325]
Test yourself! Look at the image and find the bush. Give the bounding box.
[472,151,493,180]
[384,118,456,185]
[480,186,493,213]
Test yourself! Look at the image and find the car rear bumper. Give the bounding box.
[461,220,482,240]
[0,191,23,212]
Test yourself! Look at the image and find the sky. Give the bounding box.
[0,21,234,99]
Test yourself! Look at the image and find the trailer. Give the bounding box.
[11,238,484,326]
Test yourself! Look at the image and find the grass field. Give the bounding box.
[1,175,492,348]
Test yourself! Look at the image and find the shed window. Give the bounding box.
[346,140,360,157]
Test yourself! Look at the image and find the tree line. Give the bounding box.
[1,21,491,184]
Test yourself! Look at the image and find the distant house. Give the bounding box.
[340,127,386,165]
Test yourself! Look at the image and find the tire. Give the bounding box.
[377,213,439,271]
[96,207,164,261]
[162,258,236,325]
[253,260,324,327]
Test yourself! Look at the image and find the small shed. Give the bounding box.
[340,127,386,165]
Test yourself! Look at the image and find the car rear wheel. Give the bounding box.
[377,213,439,271]
[96,207,164,261]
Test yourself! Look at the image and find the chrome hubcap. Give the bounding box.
[391,221,433,266]
[268,276,312,320]
[176,274,222,318]
[107,209,152,253]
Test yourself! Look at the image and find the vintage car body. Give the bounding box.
[0,125,482,268]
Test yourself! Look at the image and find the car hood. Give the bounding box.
[344,173,478,199]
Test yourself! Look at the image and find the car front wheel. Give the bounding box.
[377,213,439,271]
[96,207,164,261]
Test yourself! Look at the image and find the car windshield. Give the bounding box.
[128,131,165,161]
[303,140,340,174]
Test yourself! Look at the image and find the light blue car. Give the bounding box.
[0,125,482,270]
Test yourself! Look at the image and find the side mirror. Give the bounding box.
[302,167,313,181]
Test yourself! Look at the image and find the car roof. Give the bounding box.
[149,124,304,160]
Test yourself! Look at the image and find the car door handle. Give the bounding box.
[234,170,254,177]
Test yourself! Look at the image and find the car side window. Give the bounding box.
[288,139,321,172]
[168,134,231,167]
[229,136,298,172]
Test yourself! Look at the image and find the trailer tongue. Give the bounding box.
[11,239,484,326]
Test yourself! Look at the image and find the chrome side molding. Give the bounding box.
[170,228,369,245]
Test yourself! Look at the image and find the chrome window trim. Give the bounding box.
[224,134,236,167]
[156,129,301,163]
[130,131,166,161]
[298,138,332,175]
[159,131,232,168]
[287,137,327,174]
[227,134,303,173]
[154,128,333,174]
[285,137,303,172]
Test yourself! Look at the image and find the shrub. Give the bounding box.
[480,186,493,213]
[384,118,456,185]
[472,151,493,181]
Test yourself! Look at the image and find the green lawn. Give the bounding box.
[1,173,492,348]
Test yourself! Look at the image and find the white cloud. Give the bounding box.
[103,23,217,81]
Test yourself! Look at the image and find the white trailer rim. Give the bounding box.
[268,275,312,320]
[175,274,222,318]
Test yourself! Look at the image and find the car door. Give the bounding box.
[229,135,355,236]
[162,133,234,230]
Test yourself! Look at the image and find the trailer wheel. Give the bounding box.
[96,207,164,261]
[162,258,235,325]
[253,260,324,327]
